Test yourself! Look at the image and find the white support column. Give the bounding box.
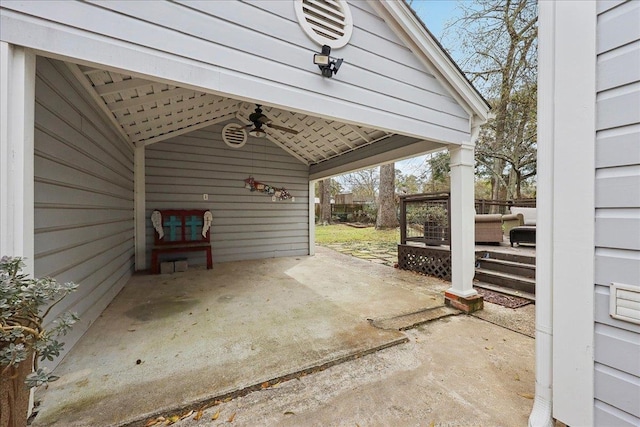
[447,142,478,299]
[0,42,36,275]
[134,144,146,271]
[308,180,316,256]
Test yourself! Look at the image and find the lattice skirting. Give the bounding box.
[397,244,451,280]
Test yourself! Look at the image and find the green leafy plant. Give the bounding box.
[407,204,448,226]
[0,256,78,387]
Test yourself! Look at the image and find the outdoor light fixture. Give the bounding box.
[313,45,343,78]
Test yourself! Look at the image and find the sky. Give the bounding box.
[410,0,461,40]
[395,0,463,177]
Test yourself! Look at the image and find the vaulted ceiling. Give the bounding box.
[69,64,391,165]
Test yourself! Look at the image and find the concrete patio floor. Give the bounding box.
[30,246,461,427]
[171,315,535,427]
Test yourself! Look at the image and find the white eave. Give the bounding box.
[372,1,491,124]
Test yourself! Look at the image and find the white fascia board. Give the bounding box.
[373,1,490,125]
[0,11,452,142]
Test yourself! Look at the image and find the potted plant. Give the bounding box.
[1,256,78,427]
[422,205,449,245]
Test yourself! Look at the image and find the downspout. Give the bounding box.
[529,1,554,425]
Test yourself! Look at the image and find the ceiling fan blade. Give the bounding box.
[266,123,300,135]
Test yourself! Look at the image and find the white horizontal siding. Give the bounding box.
[597,0,640,54]
[595,363,640,417]
[596,125,640,168]
[595,210,640,250]
[595,399,640,427]
[595,248,640,286]
[0,0,472,142]
[596,82,640,130]
[597,1,628,14]
[595,323,640,376]
[596,165,640,207]
[34,57,135,367]
[146,123,309,265]
[595,1,640,421]
[597,40,640,92]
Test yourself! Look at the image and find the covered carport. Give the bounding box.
[1,0,490,424]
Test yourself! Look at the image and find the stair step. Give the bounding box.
[476,250,535,266]
[476,258,536,279]
[474,268,536,295]
[474,281,535,301]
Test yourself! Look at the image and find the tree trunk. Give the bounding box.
[376,163,398,229]
[319,179,331,225]
[1,355,32,427]
[489,159,504,213]
[507,167,517,200]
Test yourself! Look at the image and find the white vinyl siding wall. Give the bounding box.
[594,1,640,425]
[34,57,135,365]
[145,123,309,265]
[0,0,471,144]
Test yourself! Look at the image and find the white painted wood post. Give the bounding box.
[447,143,477,298]
[0,42,36,275]
[547,3,595,426]
[308,180,316,256]
[134,144,146,270]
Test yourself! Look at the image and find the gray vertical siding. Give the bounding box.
[34,57,135,366]
[145,123,309,265]
[594,1,640,424]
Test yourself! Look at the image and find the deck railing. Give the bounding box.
[399,192,451,246]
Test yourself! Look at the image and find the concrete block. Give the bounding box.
[174,259,188,272]
[160,261,174,274]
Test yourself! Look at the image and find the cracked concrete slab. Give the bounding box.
[31,247,447,427]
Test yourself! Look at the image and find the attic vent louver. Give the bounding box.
[294,0,353,49]
[222,124,247,149]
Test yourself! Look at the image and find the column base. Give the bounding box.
[445,291,484,314]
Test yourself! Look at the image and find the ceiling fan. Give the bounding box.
[246,104,299,137]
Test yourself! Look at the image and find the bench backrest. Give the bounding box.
[151,209,212,245]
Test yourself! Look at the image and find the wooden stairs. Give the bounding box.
[474,250,536,301]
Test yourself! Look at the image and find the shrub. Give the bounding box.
[0,256,78,387]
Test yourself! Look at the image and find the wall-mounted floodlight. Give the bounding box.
[313,45,343,78]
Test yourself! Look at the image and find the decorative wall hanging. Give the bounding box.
[244,176,292,201]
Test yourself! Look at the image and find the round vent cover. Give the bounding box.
[222,124,247,148]
[294,0,353,49]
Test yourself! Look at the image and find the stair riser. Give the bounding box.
[476,260,536,279]
[476,251,535,266]
[474,271,536,295]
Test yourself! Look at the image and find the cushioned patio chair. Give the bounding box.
[475,214,504,244]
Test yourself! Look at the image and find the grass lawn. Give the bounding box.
[315,224,400,258]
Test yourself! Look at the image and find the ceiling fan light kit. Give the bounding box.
[248,128,266,138]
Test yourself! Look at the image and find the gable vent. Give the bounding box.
[295,0,353,49]
[222,124,247,148]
